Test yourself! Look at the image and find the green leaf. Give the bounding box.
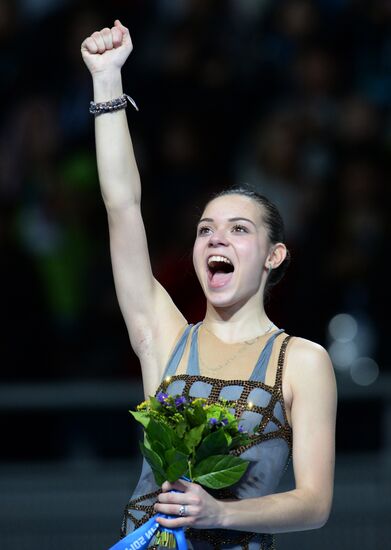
[174,439,191,456]
[224,432,232,448]
[230,434,251,449]
[175,421,187,438]
[145,418,173,450]
[193,455,249,489]
[184,424,205,453]
[195,428,228,463]
[139,441,164,470]
[167,427,190,455]
[205,404,225,421]
[151,440,167,463]
[164,448,188,464]
[166,461,188,482]
[165,449,188,481]
[186,406,206,427]
[152,469,166,486]
[129,410,150,429]
[143,434,151,450]
[139,441,166,486]
[149,396,163,411]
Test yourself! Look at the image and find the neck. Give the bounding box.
[203,293,274,343]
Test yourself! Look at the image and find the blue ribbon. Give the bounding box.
[108,513,188,550]
[109,478,191,550]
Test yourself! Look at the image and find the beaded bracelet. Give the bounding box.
[89,93,139,115]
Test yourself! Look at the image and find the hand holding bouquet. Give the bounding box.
[109,392,251,550]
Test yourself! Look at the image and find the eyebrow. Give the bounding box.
[198,217,257,228]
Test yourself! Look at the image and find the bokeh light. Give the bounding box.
[328,313,358,343]
[350,357,379,386]
[329,340,358,370]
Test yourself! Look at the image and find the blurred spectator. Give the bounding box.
[1,0,389,382]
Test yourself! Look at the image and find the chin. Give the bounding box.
[203,279,262,311]
[203,286,246,310]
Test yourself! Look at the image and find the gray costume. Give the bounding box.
[121,323,293,549]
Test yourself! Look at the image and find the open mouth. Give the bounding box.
[207,255,234,288]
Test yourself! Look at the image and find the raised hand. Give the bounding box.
[81,19,133,76]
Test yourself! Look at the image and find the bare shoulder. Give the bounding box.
[285,335,337,395]
[287,335,331,364]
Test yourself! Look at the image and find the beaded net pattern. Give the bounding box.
[121,335,292,549]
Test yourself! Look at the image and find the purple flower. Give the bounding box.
[175,396,186,408]
[238,425,244,433]
[209,417,218,426]
[221,418,228,426]
[157,392,168,404]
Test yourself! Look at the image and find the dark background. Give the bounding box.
[0,0,390,549]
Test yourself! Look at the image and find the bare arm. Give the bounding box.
[156,338,337,533]
[81,21,187,395]
[218,340,337,532]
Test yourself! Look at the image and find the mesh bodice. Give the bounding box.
[121,323,293,550]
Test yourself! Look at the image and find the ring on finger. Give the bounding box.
[178,504,187,517]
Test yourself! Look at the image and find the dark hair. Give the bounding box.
[205,185,291,294]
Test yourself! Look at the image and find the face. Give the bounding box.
[193,194,271,308]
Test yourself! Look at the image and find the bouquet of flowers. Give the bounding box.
[131,392,251,489]
[108,392,251,550]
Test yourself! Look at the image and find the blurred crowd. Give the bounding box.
[1,0,389,381]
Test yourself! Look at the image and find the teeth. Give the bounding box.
[208,255,233,266]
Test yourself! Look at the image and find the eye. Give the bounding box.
[197,225,211,236]
[232,224,248,233]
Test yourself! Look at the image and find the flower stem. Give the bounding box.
[187,460,193,481]
[154,530,176,548]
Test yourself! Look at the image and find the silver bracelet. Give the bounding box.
[89,93,139,115]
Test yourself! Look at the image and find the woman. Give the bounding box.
[81,20,337,550]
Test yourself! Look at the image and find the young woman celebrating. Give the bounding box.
[81,20,337,550]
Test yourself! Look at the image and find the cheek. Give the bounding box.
[192,243,206,285]
[192,241,202,270]
[238,238,261,260]
[237,240,264,275]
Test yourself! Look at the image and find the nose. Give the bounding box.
[208,229,229,247]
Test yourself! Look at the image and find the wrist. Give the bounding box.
[215,499,230,529]
[92,70,123,102]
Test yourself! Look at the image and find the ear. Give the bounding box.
[266,243,287,270]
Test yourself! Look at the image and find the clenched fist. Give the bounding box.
[81,19,133,76]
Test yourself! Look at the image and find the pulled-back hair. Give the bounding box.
[205,185,291,295]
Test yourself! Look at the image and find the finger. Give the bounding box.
[156,515,192,529]
[91,31,106,54]
[100,27,113,50]
[162,479,189,493]
[167,479,193,493]
[154,502,193,517]
[157,491,186,504]
[114,19,129,36]
[114,19,133,50]
[111,26,122,48]
[161,481,175,492]
[81,36,98,54]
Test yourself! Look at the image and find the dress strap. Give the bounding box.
[161,324,194,379]
[249,328,285,382]
[185,322,203,375]
[274,334,292,392]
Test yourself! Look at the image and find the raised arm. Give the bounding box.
[81,20,187,396]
